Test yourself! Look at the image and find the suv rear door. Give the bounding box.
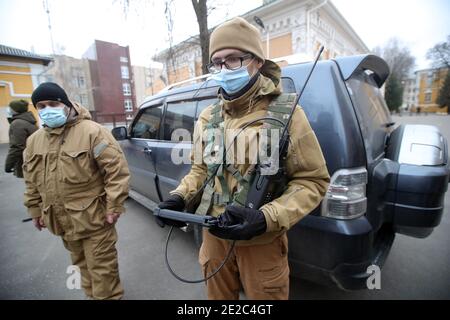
[346,70,448,238]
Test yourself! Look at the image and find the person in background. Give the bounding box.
[23,82,130,300]
[4,99,38,178]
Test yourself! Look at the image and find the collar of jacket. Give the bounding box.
[219,73,280,118]
[10,111,37,125]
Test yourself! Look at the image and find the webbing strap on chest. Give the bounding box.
[195,93,297,215]
[232,93,297,207]
[195,101,224,216]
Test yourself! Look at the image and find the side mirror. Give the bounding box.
[111,126,128,141]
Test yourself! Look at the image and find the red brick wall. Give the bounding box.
[89,40,136,122]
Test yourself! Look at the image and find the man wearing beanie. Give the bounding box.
[23,82,130,300]
[158,17,330,299]
[5,100,38,178]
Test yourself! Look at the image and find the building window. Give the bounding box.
[80,94,88,105]
[123,83,131,96]
[76,75,85,88]
[121,66,130,79]
[124,99,133,112]
[120,56,129,63]
[426,72,433,87]
[425,92,432,103]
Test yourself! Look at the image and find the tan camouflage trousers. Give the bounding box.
[63,226,123,300]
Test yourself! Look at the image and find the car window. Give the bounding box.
[131,105,162,139]
[281,77,296,93]
[163,100,197,141]
[347,72,391,160]
[196,98,217,119]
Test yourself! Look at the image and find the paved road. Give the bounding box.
[0,114,449,299]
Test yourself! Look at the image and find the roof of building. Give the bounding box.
[415,66,450,73]
[0,44,53,65]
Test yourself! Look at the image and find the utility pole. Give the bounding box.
[43,0,55,55]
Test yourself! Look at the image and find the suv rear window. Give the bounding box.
[347,72,391,160]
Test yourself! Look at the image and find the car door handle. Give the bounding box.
[143,148,152,155]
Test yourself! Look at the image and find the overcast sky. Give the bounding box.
[0,0,449,70]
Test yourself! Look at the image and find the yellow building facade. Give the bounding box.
[0,45,52,143]
[414,67,449,113]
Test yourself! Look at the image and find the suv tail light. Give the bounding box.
[321,167,368,219]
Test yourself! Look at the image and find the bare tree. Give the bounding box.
[164,0,177,81]
[373,38,416,81]
[427,36,450,112]
[373,39,415,112]
[117,0,216,76]
[191,0,210,74]
[426,35,450,68]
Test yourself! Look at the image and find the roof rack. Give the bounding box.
[161,73,211,92]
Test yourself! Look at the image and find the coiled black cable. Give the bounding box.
[163,116,287,283]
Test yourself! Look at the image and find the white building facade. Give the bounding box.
[153,0,369,90]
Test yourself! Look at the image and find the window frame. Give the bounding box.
[123,82,132,96]
[124,99,133,112]
[130,104,163,140]
[121,66,130,79]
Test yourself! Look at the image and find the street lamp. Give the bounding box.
[254,16,269,59]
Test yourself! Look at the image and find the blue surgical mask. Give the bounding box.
[211,66,251,94]
[38,106,68,128]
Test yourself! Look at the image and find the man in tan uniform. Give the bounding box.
[158,17,330,300]
[23,82,130,300]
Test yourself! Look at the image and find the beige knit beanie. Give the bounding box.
[209,17,265,61]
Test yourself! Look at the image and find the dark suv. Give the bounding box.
[112,55,449,290]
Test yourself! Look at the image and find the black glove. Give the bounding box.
[156,194,186,228]
[209,205,267,240]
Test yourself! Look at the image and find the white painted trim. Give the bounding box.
[0,70,32,75]
[0,80,32,98]
[0,61,32,68]
[29,64,47,89]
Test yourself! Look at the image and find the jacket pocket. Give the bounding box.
[24,153,44,186]
[259,264,289,295]
[60,149,92,184]
[64,195,106,235]
[257,235,289,295]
